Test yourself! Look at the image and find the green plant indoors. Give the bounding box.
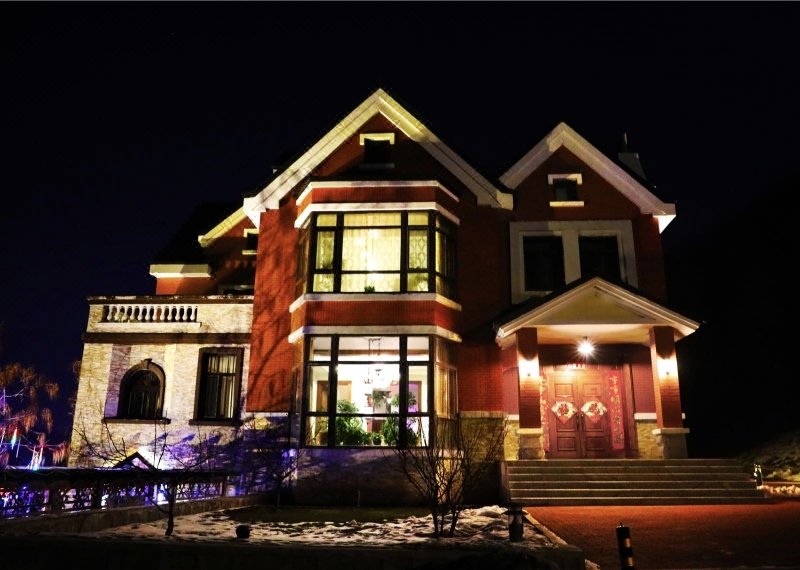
[381,393,419,446]
[335,400,370,445]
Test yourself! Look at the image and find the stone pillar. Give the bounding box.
[516,328,544,459]
[649,326,689,458]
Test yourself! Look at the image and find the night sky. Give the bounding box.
[2,3,798,454]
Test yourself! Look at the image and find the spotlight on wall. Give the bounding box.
[577,337,595,357]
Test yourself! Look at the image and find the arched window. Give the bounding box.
[118,361,165,419]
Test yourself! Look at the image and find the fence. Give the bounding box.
[0,467,236,520]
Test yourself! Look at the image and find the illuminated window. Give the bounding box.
[304,335,453,448]
[306,211,456,297]
[196,348,242,421]
[118,362,165,419]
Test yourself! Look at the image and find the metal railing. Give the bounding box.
[0,467,235,519]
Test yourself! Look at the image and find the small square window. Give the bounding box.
[548,174,584,207]
[243,229,258,255]
[553,179,578,201]
[359,132,395,169]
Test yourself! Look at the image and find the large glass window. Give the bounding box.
[305,211,456,297]
[304,335,454,448]
[196,348,242,421]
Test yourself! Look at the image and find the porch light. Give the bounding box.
[577,337,595,357]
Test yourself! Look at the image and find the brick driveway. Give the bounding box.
[526,500,800,569]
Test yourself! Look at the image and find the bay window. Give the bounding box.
[305,211,456,297]
[304,335,456,448]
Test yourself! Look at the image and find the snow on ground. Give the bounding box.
[83,505,556,551]
[739,426,800,497]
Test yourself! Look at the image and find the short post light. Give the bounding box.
[505,503,525,542]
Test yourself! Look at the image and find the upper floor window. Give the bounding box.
[242,228,258,256]
[306,211,456,298]
[548,173,584,207]
[196,348,243,421]
[523,235,566,292]
[360,132,395,169]
[510,220,637,302]
[118,361,165,419]
[579,235,622,283]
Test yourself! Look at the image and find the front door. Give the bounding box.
[546,367,612,458]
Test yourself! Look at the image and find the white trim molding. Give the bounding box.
[289,293,462,313]
[148,264,212,278]
[295,201,459,229]
[288,325,462,344]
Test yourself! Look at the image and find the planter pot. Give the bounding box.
[235,524,251,539]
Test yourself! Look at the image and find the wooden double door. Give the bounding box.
[545,367,612,459]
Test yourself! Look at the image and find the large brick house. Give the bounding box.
[69,88,699,504]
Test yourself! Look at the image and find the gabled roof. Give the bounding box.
[242,88,512,226]
[494,276,699,347]
[499,122,677,232]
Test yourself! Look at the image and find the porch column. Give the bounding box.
[649,326,689,458]
[516,328,544,459]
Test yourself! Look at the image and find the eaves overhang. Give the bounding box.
[494,277,699,348]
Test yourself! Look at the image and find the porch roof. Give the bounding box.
[493,277,700,348]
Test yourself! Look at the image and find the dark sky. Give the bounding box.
[2,3,799,449]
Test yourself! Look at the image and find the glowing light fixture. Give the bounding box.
[577,337,595,357]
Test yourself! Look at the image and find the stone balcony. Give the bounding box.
[85,295,253,334]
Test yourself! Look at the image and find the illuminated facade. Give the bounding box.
[69,89,699,503]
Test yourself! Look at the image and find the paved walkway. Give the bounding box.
[526,500,800,569]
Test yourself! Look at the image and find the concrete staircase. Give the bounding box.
[506,459,767,505]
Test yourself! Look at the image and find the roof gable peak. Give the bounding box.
[243,88,511,226]
[500,122,676,232]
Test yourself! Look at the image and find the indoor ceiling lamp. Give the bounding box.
[577,337,595,357]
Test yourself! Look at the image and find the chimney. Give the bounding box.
[617,132,647,181]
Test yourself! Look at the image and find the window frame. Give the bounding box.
[304,211,456,297]
[548,173,584,207]
[302,335,454,448]
[193,347,244,424]
[116,360,166,420]
[509,220,638,303]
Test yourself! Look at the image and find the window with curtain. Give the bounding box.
[196,349,242,421]
[306,211,456,296]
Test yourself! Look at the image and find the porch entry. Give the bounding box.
[543,366,620,459]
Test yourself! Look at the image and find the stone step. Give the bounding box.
[510,487,766,498]
[517,496,771,506]
[509,480,759,490]
[505,459,766,505]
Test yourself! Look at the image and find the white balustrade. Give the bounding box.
[103,303,199,323]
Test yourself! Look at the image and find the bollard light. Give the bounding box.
[616,522,635,569]
[504,503,525,542]
[753,463,764,487]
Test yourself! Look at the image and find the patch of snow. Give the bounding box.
[80,505,557,550]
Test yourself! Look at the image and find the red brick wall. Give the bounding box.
[513,148,641,221]
[292,300,458,331]
[246,203,299,412]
